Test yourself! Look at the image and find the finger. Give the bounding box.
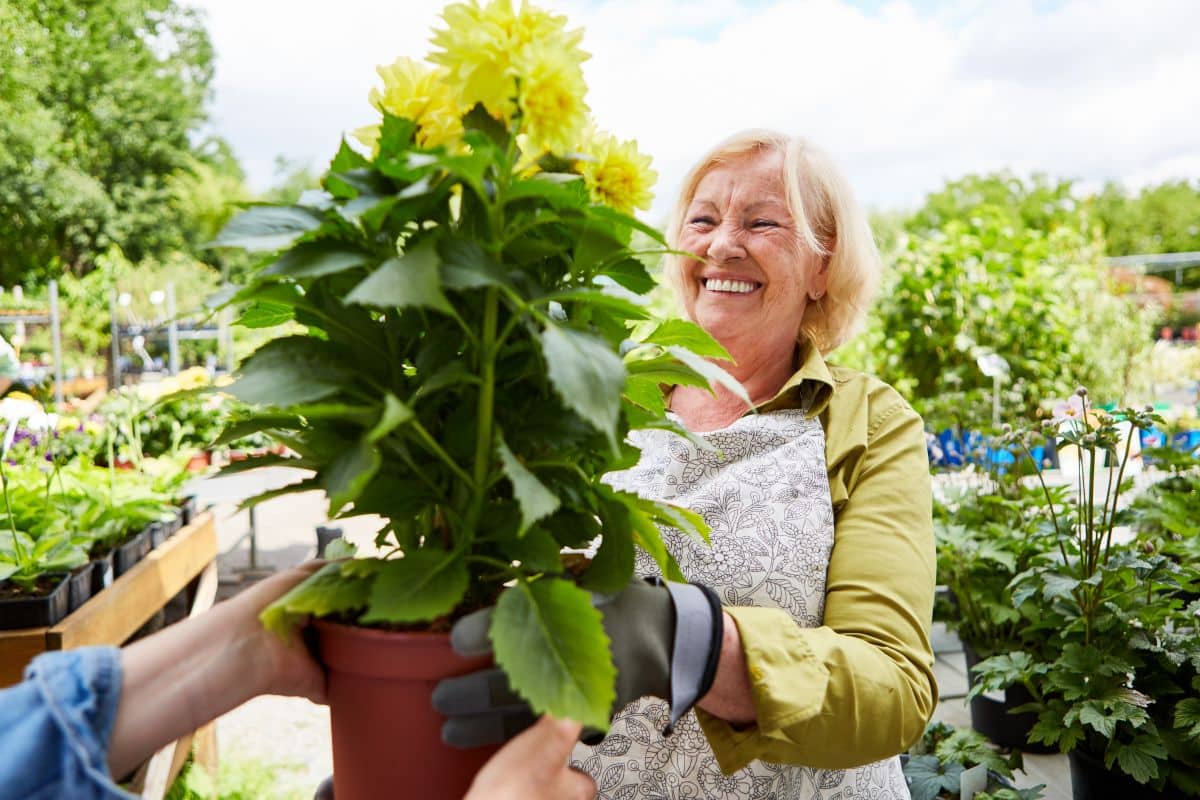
[556,767,598,800]
[450,607,494,656]
[432,669,526,715]
[442,709,538,749]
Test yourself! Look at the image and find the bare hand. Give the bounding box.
[464,716,595,800]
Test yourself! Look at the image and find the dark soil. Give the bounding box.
[0,573,63,599]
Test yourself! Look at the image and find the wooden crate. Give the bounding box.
[0,511,217,687]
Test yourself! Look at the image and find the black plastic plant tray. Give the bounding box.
[113,529,151,577]
[0,573,70,630]
[148,522,167,549]
[66,565,94,613]
[90,552,114,595]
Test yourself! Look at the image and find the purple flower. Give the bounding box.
[1051,395,1085,425]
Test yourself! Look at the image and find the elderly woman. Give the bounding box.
[440,130,936,799]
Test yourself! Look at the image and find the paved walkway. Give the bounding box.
[195,467,1075,799]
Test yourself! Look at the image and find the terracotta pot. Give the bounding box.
[316,620,500,800]
[185,452,210,473]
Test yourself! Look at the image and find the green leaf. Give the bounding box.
[539,323,625,449]
[260,561,374,637]
[230,336,354,406]
[212,205,324,252]
[323,539,358,560]
[324,438,382,515]
[0,563,17,583]
[1079,703,1117,738]
[599,257,656,294]
[624,354,713,390]
[497,436,560,534]
[439,238,509,290]
[621,496,686,582]
[491,578,616,730]
[366,394,414,443]
[236,301,294,329]
[580,498,634,594]
[1175,698,1200,738]
[550,288,649,320]
[239,477,322,512]
[264,241,372,279]
[902,754,963,800]
[665,346,750,405]
[643,319,733,361]
[635,496,710,545]
[360,550,469,624]
[1109,735,1167,784]
[346,240,453,314]
[587,204,668,246]
[506,527,565,573]
[623,375,666,415]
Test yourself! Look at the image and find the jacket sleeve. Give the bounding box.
[696,385,937,773]
[0,647,135,799]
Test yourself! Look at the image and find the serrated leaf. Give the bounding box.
[259,561,374,637]
[506,527,564,573]
[540,323,625,450]
[623,375,666,415]
[263,241,372,279]
[323,539,358,560]
[643,319,733,361]
[902,754,963,800]
[230,336,354,406]
[346,240,452,314]
[439,238,508,290]
[497,436,560,534]
[625,501,685,582]
[212,205,324,251]
[367,394,414,443]
[598,257,656,294]
[491,578,616,730]
[580,497,634,594]
[324,438,382,514]
[1079,703,1116,738]
[360,550,468,624]
[665,346,750,405]
[236,301,294,328]
[1110,735,1167,784]
[1175,697,1200,738]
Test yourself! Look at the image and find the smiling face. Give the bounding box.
[676,149,827,354]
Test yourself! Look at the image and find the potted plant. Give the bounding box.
[209,3,732,797]
[902,721,1046,800]
[971,392,1200,798]
[934,467,1062,751]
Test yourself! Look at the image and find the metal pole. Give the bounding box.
[48,280,64,406]
[166,283,180,376]
[992,375,1002,428]
[108,290,121,390]
[219,293,234,374]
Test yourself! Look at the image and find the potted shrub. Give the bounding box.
[971,393,1200,798]
[902,721,1046,800]
[934,468,1062,751]
[210,3,733,797]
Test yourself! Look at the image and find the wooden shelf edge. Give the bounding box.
[47,512,217,650]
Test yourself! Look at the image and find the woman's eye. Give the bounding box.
[751,219,779,229]
[689,216,715,226]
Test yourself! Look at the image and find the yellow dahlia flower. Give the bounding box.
[429,0,589,126]
[369,57,463,149]
[577,127,657,214]
[513,43,589,157]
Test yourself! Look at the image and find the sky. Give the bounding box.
[191,0,1200,222]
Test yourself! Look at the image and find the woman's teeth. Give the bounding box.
[704,279,757,293]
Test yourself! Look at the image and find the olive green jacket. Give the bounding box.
[695,342,938,773]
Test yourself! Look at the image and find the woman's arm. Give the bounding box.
[107,562,326,776]
[695,384,937,772]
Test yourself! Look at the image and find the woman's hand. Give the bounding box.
[464,716,595,800]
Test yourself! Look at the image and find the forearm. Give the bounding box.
[107,601,268,776]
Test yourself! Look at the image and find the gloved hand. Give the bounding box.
[432,577,724,748]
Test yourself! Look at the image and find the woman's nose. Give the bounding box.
[706,222,746,263]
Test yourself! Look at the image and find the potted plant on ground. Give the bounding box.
[934,465,1062,751]
[902,721,1046,800]
[971,392,1200,798]
[209,2,734,797]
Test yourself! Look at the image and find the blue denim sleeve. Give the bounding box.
[0,647,137,800]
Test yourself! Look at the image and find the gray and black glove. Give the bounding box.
[432,577,724,748]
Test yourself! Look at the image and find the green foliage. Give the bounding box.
[844,173,1154,430]
[0,0,221,280]
[970,401,1200,792]
[1094,180,1200,264]
[903,722,1043,800]
[232,103,720,728]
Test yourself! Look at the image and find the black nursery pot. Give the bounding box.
[0,574,70,630]
[147,522,167,550]
[113,529,151,577]
[178,496,198,526]
[66,564,94,613]
[1069,748,1187,800]
[963,643,1056,753]
[90,552,115,595]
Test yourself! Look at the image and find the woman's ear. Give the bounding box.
[808,253,830,301]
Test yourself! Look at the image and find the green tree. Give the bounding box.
[0,0,217,281]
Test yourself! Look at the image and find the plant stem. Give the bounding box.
[408,421,475,488]
[0,457,28,571]
[467,288,499,535]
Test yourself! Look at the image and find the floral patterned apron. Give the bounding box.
[572,410,910,800]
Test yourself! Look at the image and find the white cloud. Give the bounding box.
[193,0,1200,219]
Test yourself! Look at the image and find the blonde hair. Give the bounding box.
[664,130,882,355]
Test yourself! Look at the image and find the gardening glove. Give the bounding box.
[432,577,724,749]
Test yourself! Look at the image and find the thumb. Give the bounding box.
[450,606,494,656]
